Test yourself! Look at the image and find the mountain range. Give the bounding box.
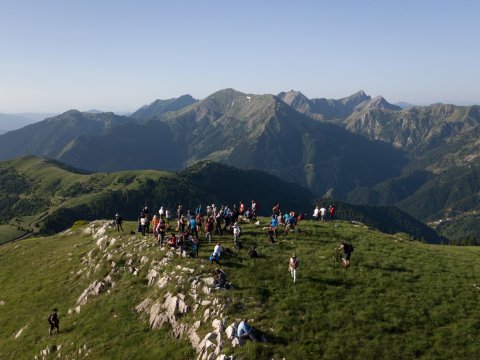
[0,156,442,245]
[0,88,478,241]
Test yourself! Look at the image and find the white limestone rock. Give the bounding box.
[75,280,105,306]
[135,298,152,313]
[147,269,158,286]
[225,322,238,339]
[212,319,224,333]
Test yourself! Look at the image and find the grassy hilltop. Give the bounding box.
[0,219,478,360]
[0,156,442,246]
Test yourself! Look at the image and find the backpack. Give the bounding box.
[345,243,354,253]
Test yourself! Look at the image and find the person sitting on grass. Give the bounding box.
[237,318,257,342]
[336,240,353,269]
[168,233,177,249]
[213,268,227,288]
[48,308,60,335]
[248,245,259,258]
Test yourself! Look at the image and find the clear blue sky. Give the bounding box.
[1,0,479,112]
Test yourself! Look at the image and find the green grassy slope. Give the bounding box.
[0,219,478,360]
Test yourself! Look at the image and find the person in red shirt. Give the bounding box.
[329,205,336,220]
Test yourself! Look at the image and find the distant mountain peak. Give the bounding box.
[352,90,367,97]
[277,90,310,106]
[130,95,198,120]
[367,96,402,111]
[207,88,246,99]
[342,90,370,101]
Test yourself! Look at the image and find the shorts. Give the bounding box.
[343,252,351,260]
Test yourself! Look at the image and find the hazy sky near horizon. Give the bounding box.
[1,0,479,112]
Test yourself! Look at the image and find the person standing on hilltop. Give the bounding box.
[214,211,223,236]
[320,205,327,222]
[189,215,198,239]
[156,218,166,246]
[329,204,336,221]
[204,216,214,243]
[152,215,159,241]
[251,200,257,221]
[140,215,146,236]
[272,203,281,217]
[48,308,60,335]
[313,206,319,221]
[289,254,300,284]
[270,215,278,240]
[115,213,124,232]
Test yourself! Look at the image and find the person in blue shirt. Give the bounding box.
[237,319,257,341]
[189,217,198,238]
[270,215,278,241]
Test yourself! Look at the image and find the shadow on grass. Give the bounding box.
[258,330,288,345]
[308,276,347,287]
[362,263,411,273]
[61,324,76,334]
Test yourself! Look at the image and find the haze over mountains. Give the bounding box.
[0,113,57,134]
[0,88,479,241]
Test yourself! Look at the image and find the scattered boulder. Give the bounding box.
[231,337,245,348]
[176,265,195,273]
[75,280,105,306]
[156,275,171,289]
[135,298,152,313]
[147,269,158,286]
[212,319,224,333]
[203,277,215,286]
[149,302,169,330]
[104,274,115,288]
[96,236,108,248]
[225,322,238,339]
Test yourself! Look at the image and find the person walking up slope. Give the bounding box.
[48,308,60,335]
[289,254,299,284]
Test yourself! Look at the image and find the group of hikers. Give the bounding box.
[312,204,336,222]
[114,201,349,280]
[50,201,353,337]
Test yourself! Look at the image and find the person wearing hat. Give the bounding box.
[289,254,299,284]
[48,308,60,335]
